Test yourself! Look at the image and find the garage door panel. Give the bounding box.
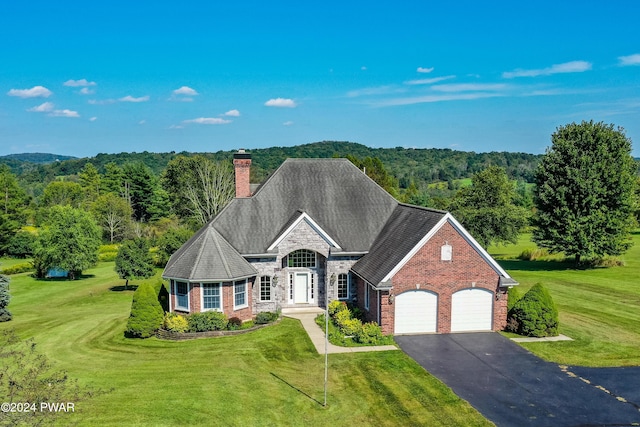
[395,290,437,334]
[451,288,492,332]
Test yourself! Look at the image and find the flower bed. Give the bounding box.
[156,317,281,341]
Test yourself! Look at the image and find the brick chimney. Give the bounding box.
[233,149,252,198]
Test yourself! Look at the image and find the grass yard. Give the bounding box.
[1,263,491,426]
[489,231,640,367]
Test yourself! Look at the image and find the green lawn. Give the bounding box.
[489,231,640,367]
[1,263,491,426]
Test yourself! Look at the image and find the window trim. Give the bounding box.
[259,276,272,302]
[233,279,248,310]
[201,282,222,312]
[175,280,190,311]
[364,281,370,311]
[287,249,317,268]
[337,273,349,300]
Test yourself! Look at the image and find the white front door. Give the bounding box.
[294,273,309,303]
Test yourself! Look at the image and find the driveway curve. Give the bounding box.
[396,333,640,427]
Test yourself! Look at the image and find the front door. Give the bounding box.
[294,273,309,303]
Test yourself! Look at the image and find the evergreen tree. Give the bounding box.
[533,121,636,264]
[125,282,164,338]
[0,274,11,322]
[115,238,155,289]
[122,162,158,222]
[78,162,101,202]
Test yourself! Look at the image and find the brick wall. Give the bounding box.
[233,158,251,198]
[388,220,506,333]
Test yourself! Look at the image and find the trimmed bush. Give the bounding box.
[227,317,242,330]
[187,311,228,332]
[0,275,11,322]
[509,283,559,337]
[255,311,278,324]
[125,283,164,338]
[340,317,362,336]
[328,300,347,317]
[164,312,188,332]
[507,287,521,313]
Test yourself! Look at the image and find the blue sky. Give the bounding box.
[2,1,640,157]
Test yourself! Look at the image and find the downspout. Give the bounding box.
[168,280,173,313]
[377,290,381,325]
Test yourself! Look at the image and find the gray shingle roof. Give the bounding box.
[163,224,257,282]
[352,204,446,286]
[212,158,399,254]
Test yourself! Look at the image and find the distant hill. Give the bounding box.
[0,152,77,164]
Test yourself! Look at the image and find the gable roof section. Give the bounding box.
[268,210,342,251]
[352,204,446,286]
[352,205,517,287]
[212,158,398,254]
[163,224,257,282]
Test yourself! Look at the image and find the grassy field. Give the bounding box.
[489,231,640,367]
[0,262,491,426]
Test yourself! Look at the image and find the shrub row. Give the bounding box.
[163,311,279,333]
[0,262,34,275]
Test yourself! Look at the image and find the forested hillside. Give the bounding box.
[2,141,542,192]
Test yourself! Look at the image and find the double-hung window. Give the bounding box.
[234,280,248,309]
[202,283,221,311]
[175,281,189,311]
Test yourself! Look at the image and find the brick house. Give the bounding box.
[162,151,517,334]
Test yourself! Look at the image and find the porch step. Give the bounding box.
[281,307,325,315]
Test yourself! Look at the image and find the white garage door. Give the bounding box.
[395,290,437,334]
[451,288,493,332]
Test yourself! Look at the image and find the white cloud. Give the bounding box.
[49,109,80,118]
[404,75,456,85]
[172,86,198,96]
[27,102,55,112]
[431,83,507,92]
[224,109,240,117]
[119,95,150,103]
[89,117,97,121]
[264,98,297,108]
[283,121,294,126]
[88,99,116,105]
[7,86,52,98]
[64,79,96,87]
[80,87,95,95]
[374,92,505,107]
[502,60,592,78]
[347,85,406,97]
[618,54,640,66]
[417,67,434,73]
[169,124,184,129]
[182,117,231,125]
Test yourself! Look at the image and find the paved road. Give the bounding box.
[396,333,640,427]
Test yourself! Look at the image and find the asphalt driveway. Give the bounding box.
[396,333,640,427]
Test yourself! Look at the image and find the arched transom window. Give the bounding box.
[287,249,317,268]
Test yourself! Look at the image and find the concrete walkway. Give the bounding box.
[284,311,398,354]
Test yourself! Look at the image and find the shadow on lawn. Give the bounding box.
[270,372,324,406]
[109,285,139,292]
[497,259,575,272]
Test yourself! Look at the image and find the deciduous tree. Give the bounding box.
[449,166,528,248]
[115,238,155,289]
[33,206,101,279]
[91,193,133,243]
[533,121,636,264]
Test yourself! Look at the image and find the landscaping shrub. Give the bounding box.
[589,256,625,268]
[356,322,384,344]
[164,312,188,332]
[0,262,33,275]
[98,251,118,262]
[227,317,242,330]
[334,308,352,329]
[518,247,549,261]
[340,317,362,336]
[255,311,278,324]
[187,311,228,332]
[328,300,347,317]
[0,275,11,322]
[125,283,164,338]
[507,286,521,313]
[509,283,559,337]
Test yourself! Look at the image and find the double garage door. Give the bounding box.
[394,288,493,334]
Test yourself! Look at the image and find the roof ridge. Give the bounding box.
[397,202,448,214]
[210,228,233,278]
